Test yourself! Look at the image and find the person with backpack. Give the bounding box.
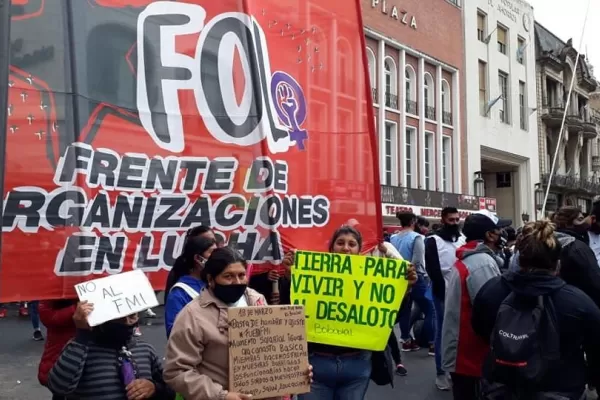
[441,210,510,400]
[392,212,435,353]
[164,236,217,337]
[471,219,600,399]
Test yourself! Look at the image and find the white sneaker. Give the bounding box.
[436,375,451,391]
[145,309,157,318]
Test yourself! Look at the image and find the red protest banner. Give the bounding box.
[1,0,381,301]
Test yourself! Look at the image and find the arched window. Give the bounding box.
[366,47,376,103]
[441,79,451,124]
[405,65,417,114]
[366,47,376,89]
[384,57,397,108]
[337,38,353,94]
[424,73,435,108]
[441,80,451,112]
[424,72,435,119]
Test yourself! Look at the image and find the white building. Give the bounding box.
[463,0,539,224]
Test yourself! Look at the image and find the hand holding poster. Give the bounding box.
[74,269,158,326]
[228,305,310,399]
[291,251,410,351]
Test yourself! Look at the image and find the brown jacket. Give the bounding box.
[163,287,268,399]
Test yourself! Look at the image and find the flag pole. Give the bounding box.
[541,0,593,216]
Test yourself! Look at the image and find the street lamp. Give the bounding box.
[534,183,544,211]
[474,171,485,197]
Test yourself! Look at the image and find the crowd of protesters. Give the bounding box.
[6,199,600,399]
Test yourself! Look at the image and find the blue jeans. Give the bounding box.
[399,276,434,343]
[432,295,444,376]
[298,351,371,400]
[28,301,40,330]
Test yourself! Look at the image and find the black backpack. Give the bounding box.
[486,293,560,390]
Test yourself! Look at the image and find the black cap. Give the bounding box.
[463,210,512,241]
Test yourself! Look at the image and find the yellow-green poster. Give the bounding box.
[290,250,410,351]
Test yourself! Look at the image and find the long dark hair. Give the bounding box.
[201,247,247,283]
[328,225,363,252]
[164,235,215,299]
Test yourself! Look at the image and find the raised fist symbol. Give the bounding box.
[277,83,300,130]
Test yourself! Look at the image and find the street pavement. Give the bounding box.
[0,307,451,400]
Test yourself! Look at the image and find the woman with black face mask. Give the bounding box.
[47,309,174,399]
[163,247,270,400]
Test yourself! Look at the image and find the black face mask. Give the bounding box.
[94,321,135,348]
[213,283,247,304]
[443,224,460,237]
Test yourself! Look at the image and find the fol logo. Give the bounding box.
[137,2,308,154]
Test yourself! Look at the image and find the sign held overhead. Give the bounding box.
[74,269,158,326]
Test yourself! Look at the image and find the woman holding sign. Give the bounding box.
[298,226,417,400]
[164,247,272,399]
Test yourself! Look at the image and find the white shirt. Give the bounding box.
[231,294,249,308]
[588,231,600,265]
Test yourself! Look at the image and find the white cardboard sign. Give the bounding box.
[74,270,158,327]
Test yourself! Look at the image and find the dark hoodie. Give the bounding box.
[472,271,600,398]
[555,229,600,308]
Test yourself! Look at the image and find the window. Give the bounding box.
[479,61,488,116]
[477,11,486,42]
[517,37,525,64]
[442,136,452,192]
[424,73,435,119]
[367,48,376,103]
[499,71,509,123]
[405,128,415,188]
[382,121,398,185]
[383,121,394,185]
[496,172,511,188]
[424,132,434,190]
[405,66,417,114]
[384,57,398,108]
[519,81,527,130]
[442,80,451,124]
[497,25,508,55]
[337,39,352,94]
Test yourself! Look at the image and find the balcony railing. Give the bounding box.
[372,88,378,104]
[442,111,452,125]
[425,106,436,120]
[541,173,600,194]
[405,99,417,115]
[385,93,398,109]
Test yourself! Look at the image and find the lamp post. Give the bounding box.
[474,171,485,197]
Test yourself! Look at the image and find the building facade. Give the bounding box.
[463,0,538,225]
[535,22,599,215]
[363,0,496,225]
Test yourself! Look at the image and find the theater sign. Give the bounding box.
[380,186,497,221]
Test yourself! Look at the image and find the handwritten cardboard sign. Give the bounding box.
[228,305,310,399]
[74,270,158,326]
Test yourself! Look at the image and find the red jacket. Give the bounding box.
[38,301,77,386]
